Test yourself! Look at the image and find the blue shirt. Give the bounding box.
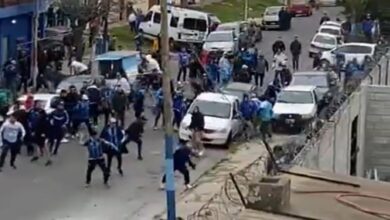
[84,138,104,160]
[178,52,190,67]
[258,101,273,122]
[49,109,69,128]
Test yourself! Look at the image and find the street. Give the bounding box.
[0,7,342,220]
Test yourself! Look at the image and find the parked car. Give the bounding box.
[221,82,257,102]
[56,75,105,93]
[290,71,339,110]
[179,92,243,147]
[321,21,342,28]
[320,43,377,66]
[287,0,312,17]
[262,6,284,30]
[309,33,342,57]
[216,21,247,39]
[8,94,61,115]
[202,30,238,53]
[318,25,342,38]
[272,85,318,132]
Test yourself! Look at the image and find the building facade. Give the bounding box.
[0,0,48,65]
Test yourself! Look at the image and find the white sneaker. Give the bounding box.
[159,183,165,190]
[61,138,69,143]
[185,184,193,190]
[153,126,158,131]
[198,150,205,157]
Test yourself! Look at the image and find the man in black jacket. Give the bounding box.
[122,115,146,160]
[290,35,302,71]
[160,139,196,190]
[189,106,205,156]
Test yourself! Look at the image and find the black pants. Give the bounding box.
[162,166,190,185]
[103,108,111,125]
[154,107,165,127]
[292,55,300,71]
[177,67,187,82]
[106,150,122,172]
[89,103,99,125]
[48,130,65,155]
[172,111,182,128]
[260,121,272,140]
[0,143,20,168]
[86,158,109,184]
[114,111,125,128]
[123,136,142,157]
[254,73,265,86]
[72,119,92,135]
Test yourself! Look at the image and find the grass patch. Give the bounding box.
[202,0,280,22]
[109,25,151,50]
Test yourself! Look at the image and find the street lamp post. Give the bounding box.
[160,0,176,219]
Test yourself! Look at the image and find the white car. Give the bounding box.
[7,94,61,115]
[309,33,342,57]
[320,42,377,66]
[322,21,342,28]
[262,6,283,29]
[216,21,246,39]
[179,92,242,146]
[318,25,342,38]
[273,86,318,131]
[202,30,238,53]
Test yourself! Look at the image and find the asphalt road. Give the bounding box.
[0,7,342,220]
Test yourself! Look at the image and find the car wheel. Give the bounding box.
[223,132,232,149]
[320,59,330,67]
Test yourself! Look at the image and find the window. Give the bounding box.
[277,91,314,104]
[313,35,336,45]
[336,45,372,54]
[183,18,207,32]
[188,100,231,118]
[153,12,161,24]
[144,11,153,22]
[170,16,179,27]
[319,28,340,36]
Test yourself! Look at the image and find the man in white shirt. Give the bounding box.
[0,114,26,171]
[115,73,131,94]
[272,49,288,83]
[70,58,89,75]
[128,11,137,32]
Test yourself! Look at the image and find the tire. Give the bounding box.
[223,132,232,149]
[320,59,330,67]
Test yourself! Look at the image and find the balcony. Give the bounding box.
[0,0,33,8]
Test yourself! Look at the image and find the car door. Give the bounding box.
[231,100,242,136]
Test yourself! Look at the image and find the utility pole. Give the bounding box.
[244,0,248,21]
[31,0,39,89]
[161,0,176,219]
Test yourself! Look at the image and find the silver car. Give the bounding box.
[202,30,238,53]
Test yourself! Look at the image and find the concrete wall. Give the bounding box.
[363,86,390,180]
[293,54,390,177]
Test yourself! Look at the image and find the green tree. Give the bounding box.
[57,0,110,61]
[341,0,368,22]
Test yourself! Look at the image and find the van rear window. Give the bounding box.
[183,18,207,32]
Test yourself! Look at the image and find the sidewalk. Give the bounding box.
[153,137,288,220]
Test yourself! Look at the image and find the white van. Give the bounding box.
[138,5,220,46]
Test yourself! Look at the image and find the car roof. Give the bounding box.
[341,42,376,48]
[322,21,341,26]
[283,85,316,92]
[224,82,255,91]
[18,93,58,101]
[313,32,338,39]
[195,92,237,104]
[293,71,328,76]
[209,30,233,35]
[95,50,139,61]
[319,25,340,30]
[217,22,240,28]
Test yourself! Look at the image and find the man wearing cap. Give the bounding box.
[100,118,125,175]
[83,129,110,187]
[290,35,302,71]
[48,102,69,155]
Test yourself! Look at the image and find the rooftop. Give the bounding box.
[196,92,237,103]
[238,167,390,220]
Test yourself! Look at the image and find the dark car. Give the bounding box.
[289,71,339,110]
[221,82,257,102]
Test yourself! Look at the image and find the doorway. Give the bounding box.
[350,116,359,176]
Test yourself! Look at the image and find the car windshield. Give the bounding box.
[265,8,280,15]
[336,45,372,54]
[320,28,339,36]
[314,35,336,45]
[223,89,244,99]
[277,91,314,104]
[291,75,328,87]
[206,32,232,42]
[189,100,231,118]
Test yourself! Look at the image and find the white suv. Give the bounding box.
[320,43,377,66]
[272,85,318,132]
